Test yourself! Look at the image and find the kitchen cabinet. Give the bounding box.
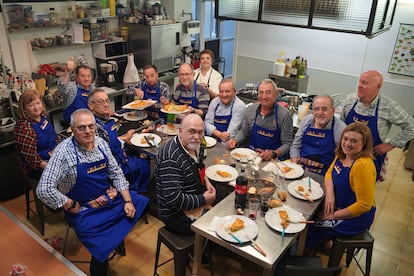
[269,74,309,93]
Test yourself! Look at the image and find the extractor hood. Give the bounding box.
[217,0,398,38]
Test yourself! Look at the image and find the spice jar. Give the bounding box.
[121,26,128,41]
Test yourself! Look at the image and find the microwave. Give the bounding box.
[92,41,128,59]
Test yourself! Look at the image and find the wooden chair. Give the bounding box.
[23,174,46,235]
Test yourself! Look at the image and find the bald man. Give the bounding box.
[341,70,414,181]
[155,114,216,234]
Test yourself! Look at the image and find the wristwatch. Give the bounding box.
[272,151,278,159]
[68,200,77,210]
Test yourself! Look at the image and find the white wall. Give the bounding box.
[233,2,414,115]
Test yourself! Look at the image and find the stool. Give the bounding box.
[154,226,213,276]
[328,230,374,276]
[23,174,45,235]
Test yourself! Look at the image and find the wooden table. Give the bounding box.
[0,205,86,276]
[191,146,324,276]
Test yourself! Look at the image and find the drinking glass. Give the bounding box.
[248,198,260,220]
[260,192,272,215]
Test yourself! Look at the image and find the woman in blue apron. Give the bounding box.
[177,80,198,108]
[96,117,150,192]
[345,100,385,180]
[15,89,58,178]
[65,138,149,275]
[304,123,376,254]
[300,119,336,175]
[249,104,284,158]
[213,101,234,142]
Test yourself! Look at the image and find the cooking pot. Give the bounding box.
[287,96,302,108]
[152,3,162,15]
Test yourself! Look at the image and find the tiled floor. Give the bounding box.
[1,148,413,275]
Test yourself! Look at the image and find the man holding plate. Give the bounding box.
[204,79,246,143]
[228,79,293,161]
[155,113,216,234]
[88,89,150,193]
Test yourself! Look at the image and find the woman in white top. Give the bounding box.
[194,49,223,99]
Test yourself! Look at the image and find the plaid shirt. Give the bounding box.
[57,78,95,108]
[341,94,414,148]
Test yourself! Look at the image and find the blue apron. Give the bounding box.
[63,85,90,123]
[306,158,376,249]
[177,81,198,108]
[32,116,57,160]
[65,138,149,262]
[300,118,336,175]
[143,81,161,101]
[345,100,385,180]
[213,101,234,142]
[249,104,283,157]
[97,118,150,193]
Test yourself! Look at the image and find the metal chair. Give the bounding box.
[274,255,342,276]
[154,226,213,276]
[328,229,374,276]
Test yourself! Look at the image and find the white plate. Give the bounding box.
[287,178,324,201]
[215,215,258,243]
[156,123,179,135]
[122,111,148,121]
[204,136,217,148]
[160,106,191,114]
[230,148,257,161]
[122,99,157,110]
[275,161,304,179]
[205,164,238,182]
[130,133,161,148]
[265,207,306,234]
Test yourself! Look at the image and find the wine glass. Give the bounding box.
[239,156,249,174]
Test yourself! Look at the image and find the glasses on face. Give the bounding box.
[258,90,275,96]
[92,99,110,105]
[313,106,331,112]
[75,124,96,132]
[179,72,193,77]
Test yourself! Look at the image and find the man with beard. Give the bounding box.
[128,64,170,104]
[172,63,210,118]
[290,95,346,175]
[155,113,216,234]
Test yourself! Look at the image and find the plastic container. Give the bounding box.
[0,117,16,143]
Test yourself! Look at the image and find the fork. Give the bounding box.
[147,135,159,148]
[225,226,243,244]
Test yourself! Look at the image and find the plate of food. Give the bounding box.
[204,136,217,148]
[205,164,238,182]
[156,123,179,135]
[160,103,191,114]
[215,215,258,243]
[287,178,324,201]
[122,111,148,121]
[265,207,306,234]
[130,133,161,148]
[230,148,257,161]
[275,161,304,179]
[122,99,157,110]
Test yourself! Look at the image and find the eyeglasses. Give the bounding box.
[75,124,96,131]
[92,99,110,105]
[313,107,331,112]
[258,90,275,96]
[179,73,193,77]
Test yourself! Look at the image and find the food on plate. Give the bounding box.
[297,185,305,192]
[236,208,244,215]
[233,152,248,159]
[126,112,138,119]
[214,157,226,165]
[277,190,288,201]
[128,100,152,109]
[216,170,232,178]
[248,186,257,195]
[140,137,148,144]
[163,103,189,113]
[230,217,245,232]
[279,210,290,229]
[269,199,283,208]
[280,165,293,174]
[142,119,152,126]
[259,187,275,195]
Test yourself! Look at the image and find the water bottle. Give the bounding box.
[234,175,248,210]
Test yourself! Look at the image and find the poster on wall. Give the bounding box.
[388,23,414,77]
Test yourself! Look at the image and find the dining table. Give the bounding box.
[191,141,325,276]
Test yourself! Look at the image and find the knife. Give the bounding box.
[143,135,154,147]
[288,220,315,224]
[244,234,267,256]
[295,189,314,202]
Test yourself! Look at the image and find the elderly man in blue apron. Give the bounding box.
[290,95,346,175]
[37,109,149,276]
[228,79,293,161]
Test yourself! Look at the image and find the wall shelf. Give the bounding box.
[31,39,107,51]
